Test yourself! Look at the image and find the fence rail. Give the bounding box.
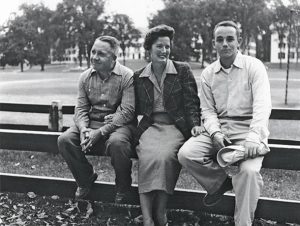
[0,102,300,224]
[1,102,300,119]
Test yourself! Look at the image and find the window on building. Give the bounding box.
[278,52,285,59]
[289,52,295,59]
[297,52,300,59]
[278,43,286,49]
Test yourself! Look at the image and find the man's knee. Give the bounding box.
[107,136,132,158]
[239,163,261,180]
[57,133,69,151]
[178,144,191,166]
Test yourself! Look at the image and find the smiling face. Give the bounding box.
[90,39,115,73]
[213,26,241,64]
[149,36,171,64]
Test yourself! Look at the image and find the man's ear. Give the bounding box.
[212,39,216,48]
[237,37,243,48]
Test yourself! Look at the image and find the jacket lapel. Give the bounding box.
[163,73,177,101]
[141,77,154,104]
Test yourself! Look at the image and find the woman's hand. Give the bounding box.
[191,126,204,137]
[104,114,114,124]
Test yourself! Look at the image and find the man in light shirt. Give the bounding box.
[178,21,272,226]
[58,36,136,203]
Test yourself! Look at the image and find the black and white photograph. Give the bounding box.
[0,0,299,225]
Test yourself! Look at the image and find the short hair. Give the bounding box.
[144,24,175,51]
[95,36,120,58]
[213,21,240,38]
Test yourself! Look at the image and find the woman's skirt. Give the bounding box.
[136,123,185,194]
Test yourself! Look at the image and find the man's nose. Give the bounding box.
[222,40,229,47]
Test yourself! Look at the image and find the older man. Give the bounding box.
[178,21,272,226]
[58,36,136,203]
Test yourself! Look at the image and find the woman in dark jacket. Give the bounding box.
[133,24,201,226]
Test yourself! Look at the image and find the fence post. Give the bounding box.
[48,101,63,132]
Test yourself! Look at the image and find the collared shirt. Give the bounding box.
[200,52,272,144]
[74,61,135,135]
[139,59,178,112]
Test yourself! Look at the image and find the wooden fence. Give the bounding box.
[0,102,300,224]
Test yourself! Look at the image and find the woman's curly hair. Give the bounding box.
[143,24,175,51]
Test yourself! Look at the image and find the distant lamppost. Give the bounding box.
[285,9,300,105]
[120,34,126,66]
[197,35,204,68]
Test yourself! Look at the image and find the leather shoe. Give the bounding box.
[114,192,129,204]
[203,176,233,207]
[75,173,98,199]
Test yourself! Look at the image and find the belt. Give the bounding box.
[220,116,252,121]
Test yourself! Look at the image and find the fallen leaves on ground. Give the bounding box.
[0,192,291,226]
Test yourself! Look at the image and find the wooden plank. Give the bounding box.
[0,103,50,113]
[0,173,299,224]
[262,144,300,170]
[62,105,75,114]
[0,125,298,145]
[270,108,300,120]
[269,139,300,146]
[1,129,300,169]
[0,124,50,131]
[0,129,61,154]
[1,102,300,119]
[0,124,69,131]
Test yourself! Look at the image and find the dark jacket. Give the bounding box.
[133,60,200,144]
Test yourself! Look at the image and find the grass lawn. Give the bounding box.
[0,149,299,202]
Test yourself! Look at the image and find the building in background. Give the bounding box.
[50,37,145,65]
[270,30,300,63]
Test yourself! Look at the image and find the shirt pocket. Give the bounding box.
[87,81,101,104]
[107,77,122,107]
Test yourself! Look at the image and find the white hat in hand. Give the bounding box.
[217,144,269,167]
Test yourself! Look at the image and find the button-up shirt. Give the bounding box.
[140,59,177,112]
[200,52,272,144]
[74,61,135,135]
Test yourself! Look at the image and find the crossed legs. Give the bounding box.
[178,133,264,226]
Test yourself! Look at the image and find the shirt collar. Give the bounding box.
[213,51,243,73]
[90,61,122,76]
[139,59,178,78]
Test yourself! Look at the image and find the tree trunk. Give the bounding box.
[20,61,24,72]
[40,63,45,71]
[279,48,282,69]
[78,54,82,67]
[201,48,205,68]
[122,49,126,66]
[87,56,90,68]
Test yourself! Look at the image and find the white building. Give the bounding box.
[50,38,145,64]
[270,31,300,63]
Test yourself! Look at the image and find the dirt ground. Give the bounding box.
[1,192,298,226]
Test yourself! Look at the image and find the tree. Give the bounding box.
[149,0,197,61]
[104,14,141,65]
[52,0,106,68]
[3,15,36,72]
[149,0,228,62]
[19,3,54,71]
[150,0,275,62]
